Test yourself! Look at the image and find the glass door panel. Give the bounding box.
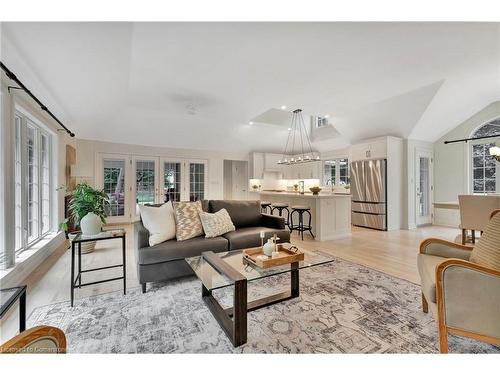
[163,161,182,203]
[416,152,433,226]
[103,159,127,219]
[189,161,207,201]
[133,158,158,218]
[27,124,39,244]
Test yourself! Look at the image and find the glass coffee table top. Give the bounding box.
[186,248,334,291]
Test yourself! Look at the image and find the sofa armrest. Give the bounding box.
[436,259,500,340]
[419,238,473,260]
[134,221,150,249]
[261,214,285,229]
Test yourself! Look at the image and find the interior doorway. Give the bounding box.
[415,150,434,226]
[223,160,249,200]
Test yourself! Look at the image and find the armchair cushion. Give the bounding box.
[419,238,472,260]
[417,253,444,303]
[470,212,500,271]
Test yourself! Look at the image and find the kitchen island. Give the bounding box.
[259,191,352,241]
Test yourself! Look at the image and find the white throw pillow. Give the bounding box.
[199,208,236,238]
[139,202,176,246]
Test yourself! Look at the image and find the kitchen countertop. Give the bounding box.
[258,191,352,199]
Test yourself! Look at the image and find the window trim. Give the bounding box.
[14,109,54,255]
[468,118,500,195]
[323,158,350,187]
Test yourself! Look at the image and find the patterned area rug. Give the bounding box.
[28,257,499,353]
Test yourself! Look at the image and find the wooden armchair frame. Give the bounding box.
[0,325,66,354]
[419,209,500,353]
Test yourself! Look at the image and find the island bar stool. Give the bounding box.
[260,201,272,214]
[270,202,290,229]
[290,205,314,240]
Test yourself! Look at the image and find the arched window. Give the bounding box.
[470,118,500,194]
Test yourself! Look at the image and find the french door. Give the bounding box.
[416,150,433,226]
[97,154,207,223]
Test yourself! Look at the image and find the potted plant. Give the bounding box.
[69,182,109,253]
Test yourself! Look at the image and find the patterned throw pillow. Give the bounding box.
[173,201,204,241]
[199,208,236,238]
[469,211,500,271]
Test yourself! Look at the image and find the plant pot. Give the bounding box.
[80,212,102,236]
[68,231,96,254]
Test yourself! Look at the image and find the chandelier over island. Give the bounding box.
[277,109,321,165]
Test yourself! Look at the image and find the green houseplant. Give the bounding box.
[69,182,109,228]
[67,182,109,253]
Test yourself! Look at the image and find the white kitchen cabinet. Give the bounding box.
[249,152,264,179]
[264,153,282,171]
[350,138,388,161]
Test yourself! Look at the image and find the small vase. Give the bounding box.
[80,212,102,236]
[262,239,274,257]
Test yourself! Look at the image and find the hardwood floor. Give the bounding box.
[0,224,460,343]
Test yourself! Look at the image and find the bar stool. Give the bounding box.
[260,201,272,214]
[270,202,290,229]
[290,206,314,240]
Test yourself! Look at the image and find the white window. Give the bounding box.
[323,158,349,186]
[470,119,500,194]
[14,110,53,253]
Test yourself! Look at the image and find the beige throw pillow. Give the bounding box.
[469,212,500,271]
[139,202,176,246]
[199,208,236,238]
[173,201,204,241]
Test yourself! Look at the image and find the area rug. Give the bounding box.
[28,256,499,353]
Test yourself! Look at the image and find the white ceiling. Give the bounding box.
[1,22,499,153]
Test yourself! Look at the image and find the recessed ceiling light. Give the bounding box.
[281,105,287,110]
[249,121,254,125]
[324,114,330,118]
[287,127,291,131]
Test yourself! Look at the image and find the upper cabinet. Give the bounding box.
[249,152,321,180]
[264,153,283,171]
[249,152,265,179]
[350,138,388,161]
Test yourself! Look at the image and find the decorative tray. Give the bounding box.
[242,244,305,269]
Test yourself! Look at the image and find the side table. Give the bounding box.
[0,285,27,333]
[70,229,126,307]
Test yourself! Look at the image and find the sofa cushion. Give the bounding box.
[139,202,176,246]
[209,200,261,228]
[137,235,229,265]
[173,201,204,241]
[223,226,291,250]
[417,253,445,303]
[199,208,235,238]
[470,212,500,271]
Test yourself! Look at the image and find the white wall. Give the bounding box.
[75,139,248,201]
[434,101,500,202]
[433,101,500,226]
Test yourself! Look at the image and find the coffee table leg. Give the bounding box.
[233,279,247,346]
[70,241,75,307]
[291,262,299,298]
[19,290,26,332]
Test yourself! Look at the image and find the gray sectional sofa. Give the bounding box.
[134,200,290,292]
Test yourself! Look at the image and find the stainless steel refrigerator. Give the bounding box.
[350,159,387,230]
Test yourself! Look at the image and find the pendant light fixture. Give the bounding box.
[278,109,320,165]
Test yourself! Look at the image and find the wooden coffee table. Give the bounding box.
[186,247,334,347]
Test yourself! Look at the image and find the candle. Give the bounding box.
[260,231,265,239]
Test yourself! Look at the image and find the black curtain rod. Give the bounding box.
[0,61,75,137]
[444,134,498,144]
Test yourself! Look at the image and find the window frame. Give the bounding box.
[323,158,350,187]
[468,119,500,195]
[14,109,54,254]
